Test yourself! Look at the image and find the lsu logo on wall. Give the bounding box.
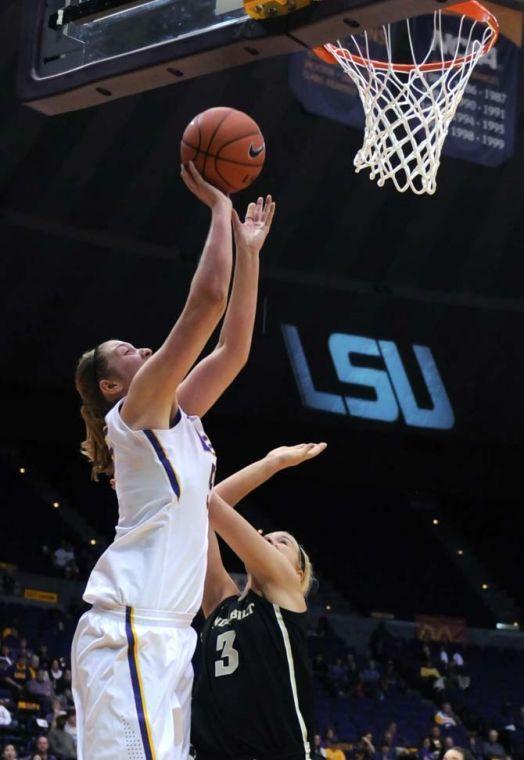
[281,324,454,430]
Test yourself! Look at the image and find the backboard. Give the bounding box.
[19,0,477,115]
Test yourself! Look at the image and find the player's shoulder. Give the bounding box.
[184,412,216,453]
[206,592,242,623]
[105,398,137,435]
[258,590,310,634]
[243,590,309,630]
[105,399,122,427]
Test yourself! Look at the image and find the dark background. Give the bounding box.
[1,0,523,626]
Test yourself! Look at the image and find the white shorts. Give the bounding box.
[72,606,197,760]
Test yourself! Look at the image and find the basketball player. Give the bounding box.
[192,441,327,760]
[72,161,275,760]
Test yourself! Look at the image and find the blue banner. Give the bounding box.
[412,16,519,167]
[288,48,362,128]
[288,30,392,130]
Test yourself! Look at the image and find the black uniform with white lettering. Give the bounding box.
[191,590,315,760]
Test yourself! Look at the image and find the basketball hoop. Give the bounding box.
[313,1,499,195]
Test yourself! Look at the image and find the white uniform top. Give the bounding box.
[83,401,216,616]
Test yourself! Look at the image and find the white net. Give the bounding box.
[322,4,498,195]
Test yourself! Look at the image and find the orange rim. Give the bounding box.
[312,0,499,73]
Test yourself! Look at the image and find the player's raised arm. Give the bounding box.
[214,443,326,507]
[120,162,233,429]
[207,443,326,613]
[202,443,326,616]
[75,162,234,477]
[209,493,305,609]
[177,194,275,418]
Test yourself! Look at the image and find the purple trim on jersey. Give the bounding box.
[209,462,217,491]
[196,430,216,455]
[143,430,181,498]
[125,607,155,760]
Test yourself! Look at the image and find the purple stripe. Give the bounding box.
[125,607,154,760]
[170,408,182,428]
[144,430,181,498]
[196,430,215,455]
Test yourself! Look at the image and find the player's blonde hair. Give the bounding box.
[246,534,314,599]
[75,345,114,481]
[278,532,314,597]
[296,539,314,597]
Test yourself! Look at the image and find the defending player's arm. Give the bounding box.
[209,492,305,611]
[214,443,326,507]
[177,195,275,418]
[121,162,233,429]
[203,530,240,618]
[204,443,326,616]
[203,449,290,617]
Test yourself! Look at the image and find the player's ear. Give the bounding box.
[99,378,124,401]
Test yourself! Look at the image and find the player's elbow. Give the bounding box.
[232,348,250,373]
[218,333,253,368]
[196,279,228,310]
[223,345,251,374]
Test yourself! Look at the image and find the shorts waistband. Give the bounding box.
[91,604,193,628]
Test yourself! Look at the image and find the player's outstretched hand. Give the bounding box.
[181,161,232,211]
[232,195,276,255]
[266,442,327,472]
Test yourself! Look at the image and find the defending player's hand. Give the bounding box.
[232,195,275,255]
[181,161,232,210]
[265,442,327,472]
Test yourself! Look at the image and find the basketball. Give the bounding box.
[181,107,265,194]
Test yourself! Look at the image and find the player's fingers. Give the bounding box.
[264,201,276,230]
[294,443,313,454]
[181,164,197,191]
[306,442,327,458]
[254,196,264,223]
[187,160,204,184]
[245,201,257,222]
[262,195,273,222]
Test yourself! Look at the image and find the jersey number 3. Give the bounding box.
[215,631,239,677]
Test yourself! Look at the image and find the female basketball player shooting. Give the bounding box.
[192,441,327,760]
[72,161,275,760]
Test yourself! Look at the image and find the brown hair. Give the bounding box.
[75,345,114,481]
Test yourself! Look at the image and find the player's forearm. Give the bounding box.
[189,201,233,304]
[214,455,279,508]
[215,246,259,365]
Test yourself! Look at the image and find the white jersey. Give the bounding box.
[83,401,216,615]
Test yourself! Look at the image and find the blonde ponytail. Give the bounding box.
[75,347,113,481]
[298,543,315,597]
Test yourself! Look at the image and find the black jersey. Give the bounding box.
[191,590,315,760]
